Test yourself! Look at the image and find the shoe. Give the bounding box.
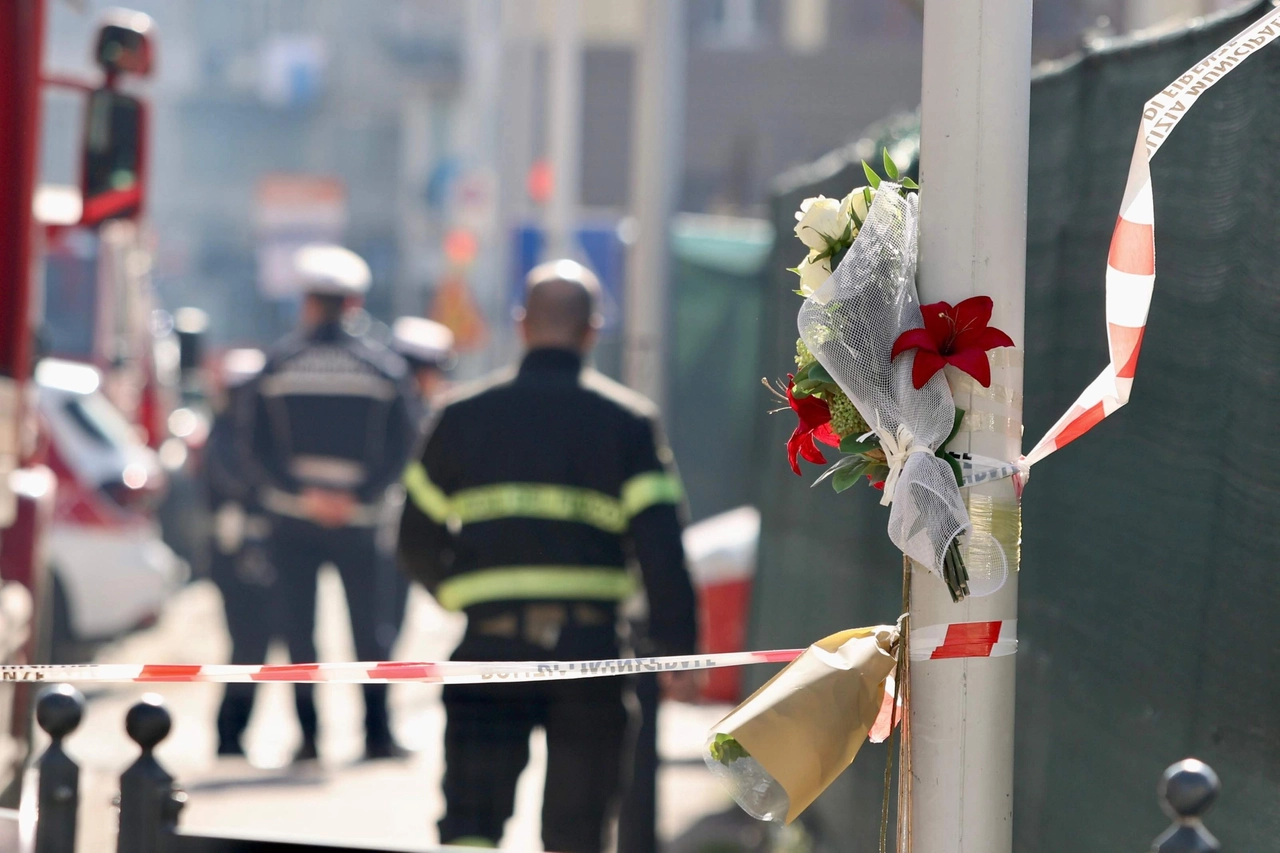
[293,739,319,764]
[216,740,245,758]
[363,738,411,761]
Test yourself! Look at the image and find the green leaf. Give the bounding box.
[807,362,835,384]
[863,187,874,210]
[709,733,751,765]
[794,378,825,395]
[862,160,882,189]
[811,453,864,487]
[944,453,964,489]
[901,177,919,190]
[839,434,878,454]
[943,407,965,448]
[832,461,871,493]
[790,384,811,399]
[883,148,900,180]
[793,360,815,383]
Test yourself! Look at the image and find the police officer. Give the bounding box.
[391,316,456,416]
[397,260,700,852]
[206,348,282,757]
[369,317,458,657]
[242,244,416,762]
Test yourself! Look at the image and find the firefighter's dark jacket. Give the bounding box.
[242,321,416,523]
[397,348,698,656]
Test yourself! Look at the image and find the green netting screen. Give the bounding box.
[748,3,1280,850]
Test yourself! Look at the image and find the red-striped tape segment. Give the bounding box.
[0,649,805,686]
[1022,7,1280,469]
[909,620,1017,662]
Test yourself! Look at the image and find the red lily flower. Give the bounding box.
[891,296,1015,389]
[785,375,840,475]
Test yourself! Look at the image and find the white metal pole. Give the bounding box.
[623,0,685,409]
[911,1,1031,852]
[546,0,582,260]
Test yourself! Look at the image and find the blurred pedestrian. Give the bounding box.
[397,260,700,852]
[205,348,282,757]
[241,244,417,762]
[368,317,458,658]
[391,315,456,418]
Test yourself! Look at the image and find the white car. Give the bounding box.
[34,359,187,661]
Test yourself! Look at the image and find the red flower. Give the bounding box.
[785,375,840,475]
[891,296,1015,389]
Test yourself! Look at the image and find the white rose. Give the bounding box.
[793,196,848,252]
[795,253,832,297]
[840,186,873,230]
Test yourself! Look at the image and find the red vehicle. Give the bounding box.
[0,3,162,796]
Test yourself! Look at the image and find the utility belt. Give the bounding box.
[259,486,383,528]
[468,602,618,652]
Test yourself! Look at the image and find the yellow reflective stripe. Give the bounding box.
[435,566,638,611]
[402,470,681,532]
[620,470,683,517]
[402,462,450,523]
[451,483,626,533]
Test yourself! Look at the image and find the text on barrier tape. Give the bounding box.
[0,622,1015,684]
[0,650,805,685]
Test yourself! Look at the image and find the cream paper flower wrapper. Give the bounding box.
[704,626,898,824]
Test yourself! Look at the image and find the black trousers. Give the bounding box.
[439,629,637,853]
[269,517,394,745]
[214,540,288,750]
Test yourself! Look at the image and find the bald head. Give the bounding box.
[520,260,602,352]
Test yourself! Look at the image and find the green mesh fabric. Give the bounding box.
[748,3,1280,849]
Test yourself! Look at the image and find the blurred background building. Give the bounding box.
[41,0,1228,366]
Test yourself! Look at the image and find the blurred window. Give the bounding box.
[63,393,135,450]
[43,231,100,358]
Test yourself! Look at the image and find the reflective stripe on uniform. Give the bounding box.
[434,566,639,612]
[402,464,683,532]
[403,462,451,523]
[620,470,683,517]
[451,483,626,532]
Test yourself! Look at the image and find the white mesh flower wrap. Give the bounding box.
[797,186,969,580]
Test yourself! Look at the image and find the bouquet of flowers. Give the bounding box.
[770,151,1014,601]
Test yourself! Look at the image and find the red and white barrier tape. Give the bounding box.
[910,619,1017,661]
[0,621,1019,685]
[0,650,805,685]
[1022,7,1280,469]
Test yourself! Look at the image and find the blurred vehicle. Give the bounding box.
[34,358,186,663]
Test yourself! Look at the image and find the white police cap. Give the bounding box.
[221,348,266,388]
[391,317,456,369]
[292,244,371,296]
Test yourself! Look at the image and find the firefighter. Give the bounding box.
[397,260,700,852]
[241,244,416,762]
[206,348,281,757]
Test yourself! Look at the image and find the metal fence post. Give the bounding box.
[34,684,84,853]
[1151,759,1220,853]
[117,694,186,853]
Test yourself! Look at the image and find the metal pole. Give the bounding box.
[911,2,1030,852]
[545,0,582,260]
[0,0,45,530]
[623,0,685,410]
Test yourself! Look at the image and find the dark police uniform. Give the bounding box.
[205,375,288,755]
[397,348,697,852]
[244,320,415,753]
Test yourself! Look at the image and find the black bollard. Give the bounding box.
[34,684,84,853]
[117,694,186,853]
[1151,759,1220,853]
